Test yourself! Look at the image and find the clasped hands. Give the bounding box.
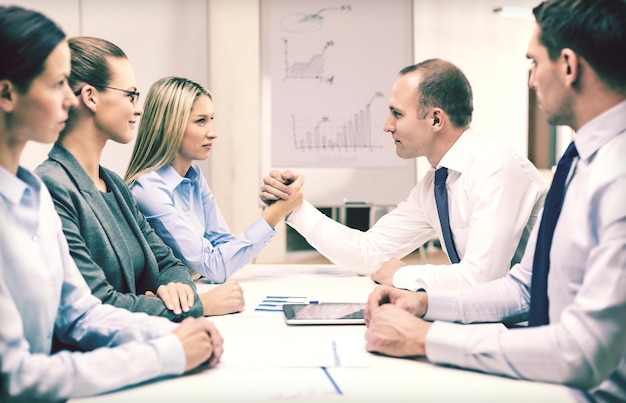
[260,169,300,204]
[364,285,432,358]
[174,317,223,372]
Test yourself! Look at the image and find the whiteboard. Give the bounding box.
[260,0,415,206]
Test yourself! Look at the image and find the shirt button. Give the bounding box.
[32,234,39,242]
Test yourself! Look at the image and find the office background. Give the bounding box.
[10,0,552,263]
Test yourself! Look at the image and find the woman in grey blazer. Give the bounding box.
[36,36,245,321]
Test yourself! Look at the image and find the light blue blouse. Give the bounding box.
[131,165,275,283]
[0,166,184,402]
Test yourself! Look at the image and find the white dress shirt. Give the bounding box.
[287,129,547,289]
[423,101,626,402]
[0,166,185,402]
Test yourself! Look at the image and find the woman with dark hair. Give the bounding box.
[0,6,222,402]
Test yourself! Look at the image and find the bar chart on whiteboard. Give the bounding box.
[288,91,390,164]
[262,0,413,169]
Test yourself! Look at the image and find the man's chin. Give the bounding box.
[395,149,411,160]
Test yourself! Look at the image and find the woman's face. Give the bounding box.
[92,57,142,144]
[7,40,77,146]
[177,94,216,165]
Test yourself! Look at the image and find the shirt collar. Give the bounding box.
[573,100,626,161]
[437,127,476,174]
[156,164,199,191]
[0,165,41,205]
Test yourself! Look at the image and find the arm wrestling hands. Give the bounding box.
[260,170,299,204]
[259,169,304,226]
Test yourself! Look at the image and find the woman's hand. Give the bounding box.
[199,279,245,316]
[146,282,195,315]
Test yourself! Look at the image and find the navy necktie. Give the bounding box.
[528,141,578,326]
[434,167,460,264]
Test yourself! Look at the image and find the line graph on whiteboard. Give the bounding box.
[280,5,351,33]
[282,38,335,84]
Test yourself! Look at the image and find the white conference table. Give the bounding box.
[71,264,577,403]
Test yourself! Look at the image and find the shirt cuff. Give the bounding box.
[422,287,463,322]
[285,200,318,235]
[247,216,276,244]
[425,320,506,368]
[392,265,422,290]
[150,333,186,376]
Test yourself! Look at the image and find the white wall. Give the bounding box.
[206,0,280,263]
[413,0,536,154]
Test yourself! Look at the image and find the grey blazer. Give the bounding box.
[35,143,203,321]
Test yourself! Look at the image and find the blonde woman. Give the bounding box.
[35,37,242,318]
[125,76,303,283]
[1,7,220,401]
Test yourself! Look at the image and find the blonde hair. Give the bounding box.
[125,76,211,184]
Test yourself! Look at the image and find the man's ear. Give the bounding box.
[431,108,445,131]
[561,48,579,86]
[0,80,17,112]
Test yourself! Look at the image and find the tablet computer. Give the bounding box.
[283,303,366,325]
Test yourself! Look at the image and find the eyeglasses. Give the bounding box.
[74,85,140,103]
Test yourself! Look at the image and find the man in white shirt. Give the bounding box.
[261,59,547,291]
[363,0,626,401]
